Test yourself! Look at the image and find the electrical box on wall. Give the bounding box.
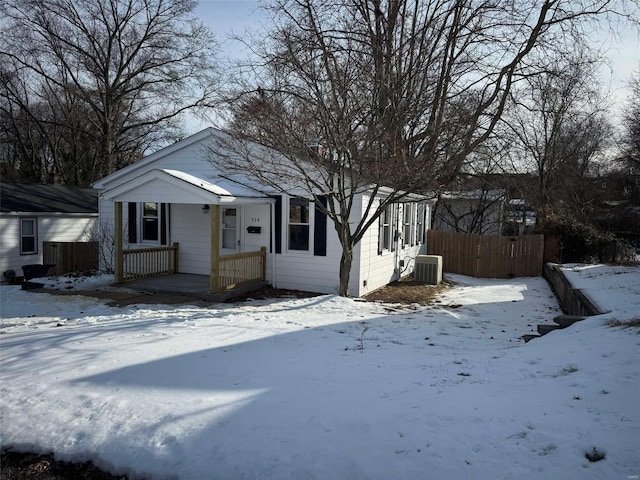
[247,226,261,234]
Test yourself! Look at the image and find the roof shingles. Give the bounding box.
[0,182,98,214]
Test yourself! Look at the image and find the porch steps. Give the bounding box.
[522,334,541,343]
[553,315,587,328]
[522,264,600,344]
[522,315,588,343]
[537,324,563,336]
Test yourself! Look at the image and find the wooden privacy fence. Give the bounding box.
[43,241,99,275]
[427,230,544,278]
[120,243,179,282]
[217,247,266,291]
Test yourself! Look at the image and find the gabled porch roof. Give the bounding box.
[102,169,272,205]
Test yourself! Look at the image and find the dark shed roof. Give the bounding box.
[0,182,98,214]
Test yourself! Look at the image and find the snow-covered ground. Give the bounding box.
[1,266,639,479]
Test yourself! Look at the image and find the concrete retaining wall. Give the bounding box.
[543,263,606,316]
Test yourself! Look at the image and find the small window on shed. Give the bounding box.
[20,217,37,254]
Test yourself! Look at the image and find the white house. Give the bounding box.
[0,182,98,281]
[93,128,434,297]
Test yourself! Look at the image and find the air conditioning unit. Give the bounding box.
[414,255,443,285]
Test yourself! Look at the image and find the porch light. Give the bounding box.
[202,204,210,214]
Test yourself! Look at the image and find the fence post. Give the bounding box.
[172,242,180,273]
[260,246,267,280]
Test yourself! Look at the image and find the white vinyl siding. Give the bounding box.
[272,194,354,295]
[169,204,211,275]
[358,198,431,296]
[0,214,96,276]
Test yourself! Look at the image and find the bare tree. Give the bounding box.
[0,0,219,184]
[501,48,614,214]
[212,0,634,296]
[621,69,640,175]
[83,219,130,274]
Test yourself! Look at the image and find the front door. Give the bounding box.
[221,207,240,255]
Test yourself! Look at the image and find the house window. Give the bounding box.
[416,204,426,244]
[289,198,310,251]
[403,203,414,247]
[20,217,37,254]
[378,203,395,253]
[142,202,159,242]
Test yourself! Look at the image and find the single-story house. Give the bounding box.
[0,182,98,281]
[93,128,435,297]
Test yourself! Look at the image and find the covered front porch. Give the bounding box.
[104,169,275,294]
[123,273,269,302]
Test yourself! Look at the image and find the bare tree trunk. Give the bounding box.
[338,246,354,297]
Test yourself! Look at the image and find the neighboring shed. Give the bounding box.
[0,182,98,281]
[432,189,507,235]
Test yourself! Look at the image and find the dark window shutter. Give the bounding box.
[271,195,282,254]
[378,217,383,255]
[160,203,168,245]
[127,202,137,244]
[314,195,327,256]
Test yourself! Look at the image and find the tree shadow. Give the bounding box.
[2,278,563,478]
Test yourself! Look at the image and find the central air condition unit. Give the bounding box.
[414,255,443,285]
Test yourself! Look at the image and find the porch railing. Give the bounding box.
[217,247,266,290]
[120,242,179,282]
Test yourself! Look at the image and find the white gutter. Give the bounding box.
[1,212,98,217]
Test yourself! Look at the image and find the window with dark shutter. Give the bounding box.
[288,198,310,251]
[142,202,159,242]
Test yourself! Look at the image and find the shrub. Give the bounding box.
[536,208,614,263]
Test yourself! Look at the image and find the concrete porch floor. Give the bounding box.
[27,274,268,307]
[121,274,268,303]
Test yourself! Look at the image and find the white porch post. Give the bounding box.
[210,204,220,292]
[270,200,277,288]
[114,201,124,283]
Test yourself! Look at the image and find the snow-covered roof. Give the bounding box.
[440,189,506,201]
[101,169,272,205]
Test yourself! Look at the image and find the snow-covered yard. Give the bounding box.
[1,266,639,479]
